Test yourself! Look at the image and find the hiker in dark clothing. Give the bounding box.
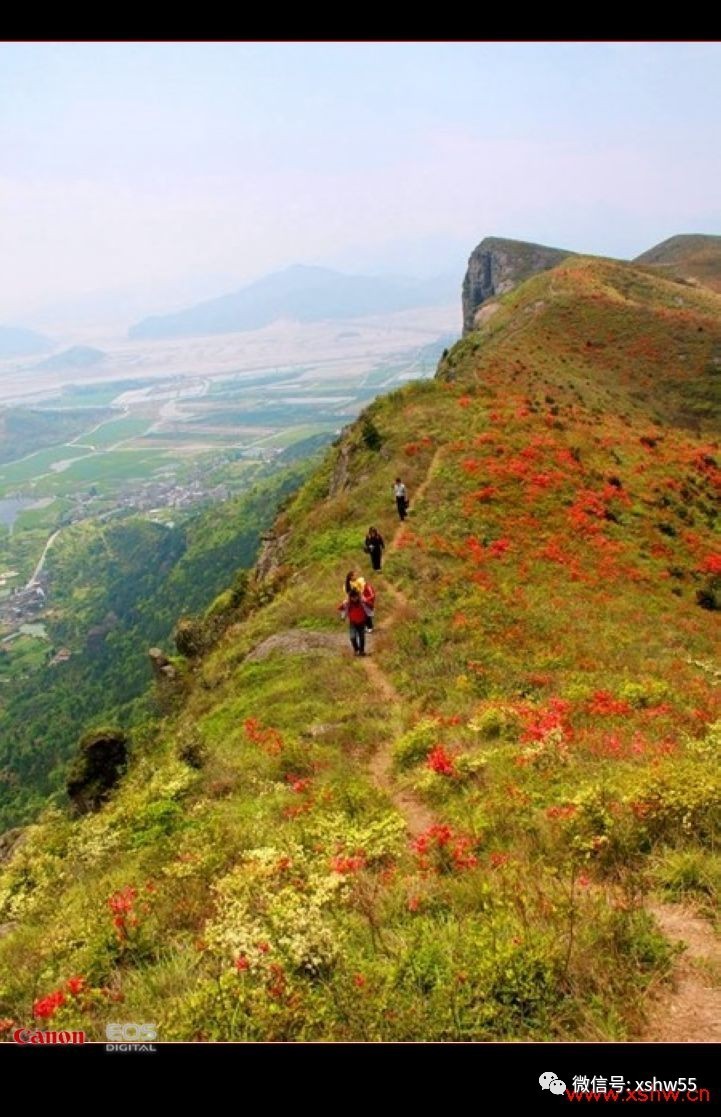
[393,477,408,521]
[364,526,385,572]
[338,587,368,656]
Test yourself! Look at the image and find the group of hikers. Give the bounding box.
[337,478,410,657]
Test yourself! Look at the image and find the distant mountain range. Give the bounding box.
[0,326,52,359]
[128,265,458,341]
[35,346,106,372]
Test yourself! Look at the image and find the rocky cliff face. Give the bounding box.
[462,236,572,334]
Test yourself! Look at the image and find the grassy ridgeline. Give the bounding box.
[0,255,720,1040]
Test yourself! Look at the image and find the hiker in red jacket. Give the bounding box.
[338,586,369,656]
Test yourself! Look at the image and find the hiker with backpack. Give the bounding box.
[339,570,377,652]
[339,582,369,657]
[345,569,377,631]
[361,578,376,632]
[393,477,409,521]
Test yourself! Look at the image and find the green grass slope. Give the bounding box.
[0,255,720,1042]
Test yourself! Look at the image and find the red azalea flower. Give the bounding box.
[330,853,366,874]
[33,990,66,1019]
[108,886,137,915]
[427,745,456,777]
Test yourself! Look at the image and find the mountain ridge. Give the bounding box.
[634,233,721,293]
[128,265,457,340]
[35,345,106,372]
[1,246,720,1042]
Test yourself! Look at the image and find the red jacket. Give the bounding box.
[339,598,368,625]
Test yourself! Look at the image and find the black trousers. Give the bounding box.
[350,622,366,654]
[396,496,406,521]
[369,547,382,571]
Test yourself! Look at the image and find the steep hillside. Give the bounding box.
[0,465,308,830]
[1,254,720,1042]
[635,234,721,294]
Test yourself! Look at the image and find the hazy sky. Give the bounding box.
[1,41,720,326]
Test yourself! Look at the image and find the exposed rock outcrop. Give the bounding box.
[149,646,177,678]
[462,236,572,334]
[0,827,25,864]
[328,443,352,497]
[66,727,128,815]
[255,529,291,582]
[246,628,345,662]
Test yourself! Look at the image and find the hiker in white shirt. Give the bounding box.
[393,477,408,521]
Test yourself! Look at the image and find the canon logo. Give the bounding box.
[14,1029,85,1045]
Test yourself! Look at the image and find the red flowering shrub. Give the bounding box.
[330,853,366,874]
[285,774,311,794]
[108,885,139,941]
[427,745,456,777]
[587,690,633,717]
[413,825,478,873]
[699,554,721,577]
[32,973,91,1020]
[244,718,283,755]
[33,990,66,1019]
[266,963,286,998]
[546,805,578,821]
[520,698,574,743]
[488,537,511,558]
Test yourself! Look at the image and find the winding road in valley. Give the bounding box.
[26,528,61,588]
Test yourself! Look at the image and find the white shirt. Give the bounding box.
[393,482,407,498]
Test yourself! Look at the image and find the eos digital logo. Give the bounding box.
[105,1022,158,1052]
